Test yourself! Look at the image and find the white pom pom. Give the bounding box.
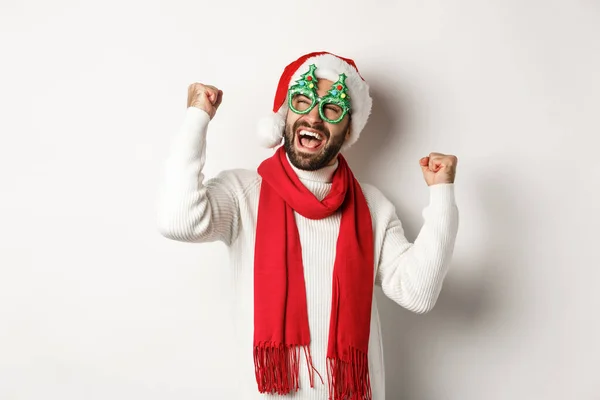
[257,111,285,148]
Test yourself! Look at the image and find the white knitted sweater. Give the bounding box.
[156,107,460,399]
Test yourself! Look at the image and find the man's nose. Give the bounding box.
[304,103,323,124]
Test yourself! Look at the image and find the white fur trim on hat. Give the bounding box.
[256,107,286,148]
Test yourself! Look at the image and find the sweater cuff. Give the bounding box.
[185,106,211,129]
[429,183,456,207]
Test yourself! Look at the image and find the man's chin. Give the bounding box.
[294,146,323,159]
[283,133,336,171]
[286,148,324,170]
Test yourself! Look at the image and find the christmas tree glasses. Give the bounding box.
[287,64,351,124]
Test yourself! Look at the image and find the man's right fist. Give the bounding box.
[187,83,223,120]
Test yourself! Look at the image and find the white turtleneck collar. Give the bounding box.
[285,153,339,184]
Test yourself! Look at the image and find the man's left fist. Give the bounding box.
[419,152,458,186]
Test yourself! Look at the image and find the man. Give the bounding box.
[157,51,459,400]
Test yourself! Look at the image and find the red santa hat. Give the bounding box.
[257,51,372,152]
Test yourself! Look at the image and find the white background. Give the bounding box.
[1,0,599,399]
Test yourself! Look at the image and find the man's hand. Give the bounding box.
[187,83,223,120]
[419,153,458,186]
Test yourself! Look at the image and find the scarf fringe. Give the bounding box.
[254,342,324,395]
[327,347,372,400]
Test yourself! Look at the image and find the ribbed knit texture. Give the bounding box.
[156,107,460,399]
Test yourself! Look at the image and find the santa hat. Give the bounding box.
[257,51,372,151]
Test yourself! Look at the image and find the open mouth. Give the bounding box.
[296,129,325,152]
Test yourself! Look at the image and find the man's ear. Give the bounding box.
[345,113,353,140]
[344,124,352,141]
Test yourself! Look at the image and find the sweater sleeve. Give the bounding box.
[156,107,241,245]
[374,183,459,313]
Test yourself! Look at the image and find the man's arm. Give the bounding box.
[156,84,240,245]
[374,183,459,313]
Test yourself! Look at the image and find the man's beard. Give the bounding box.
[283,119,347,171]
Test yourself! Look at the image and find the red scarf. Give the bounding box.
[254,147,374,399]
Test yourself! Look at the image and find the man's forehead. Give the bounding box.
[315,79,334,95]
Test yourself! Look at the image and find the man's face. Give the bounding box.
[283,78,351,171]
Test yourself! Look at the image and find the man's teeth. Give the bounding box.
[299,130,321,139]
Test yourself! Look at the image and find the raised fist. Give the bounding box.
[419,152,458,186]
[187,83,223,120]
